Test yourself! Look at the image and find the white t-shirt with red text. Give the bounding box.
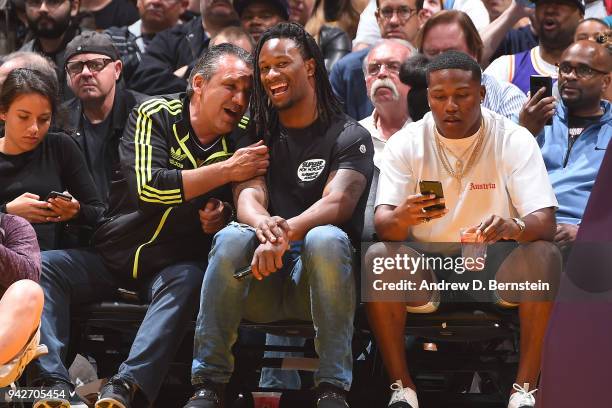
[376,108,558,243]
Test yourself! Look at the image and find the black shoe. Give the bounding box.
[33,379,89,408]
[95,374,135,408]
[184,380,225,408]
[316,382,349,408]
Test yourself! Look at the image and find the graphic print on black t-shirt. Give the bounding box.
[264,114,374,244]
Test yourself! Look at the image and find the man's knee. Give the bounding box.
[303,225,352,260]
[211,223,257,261]
[3,280,44,318]
[520,241,562,280]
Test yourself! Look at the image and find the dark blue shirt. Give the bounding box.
[329,48,373,121]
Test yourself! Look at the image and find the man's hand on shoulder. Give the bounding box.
[223,140,269,183]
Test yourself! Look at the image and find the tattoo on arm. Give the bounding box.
[232,176,269,209]
[323,169,368,208]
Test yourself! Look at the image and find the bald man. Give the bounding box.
[521,40,612,251]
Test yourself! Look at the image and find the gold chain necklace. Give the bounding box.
[433,119,485,186]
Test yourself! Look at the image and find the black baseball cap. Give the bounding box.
[234,0,290,20]
[64,31,119,64]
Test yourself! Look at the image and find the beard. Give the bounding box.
[27,13,71,39]
[538,22,577,51]
[205,0,239,27]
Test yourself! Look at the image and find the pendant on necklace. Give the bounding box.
[456,159,463,174]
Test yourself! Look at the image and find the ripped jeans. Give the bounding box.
[191,222,356,391]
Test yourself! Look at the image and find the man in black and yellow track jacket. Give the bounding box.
[30,44,269,408]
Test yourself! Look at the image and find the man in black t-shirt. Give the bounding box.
[186,23,373,408]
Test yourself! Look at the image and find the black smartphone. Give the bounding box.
[530,75,553,125]
[233,265,253,281]
[419,180,445,211]
[45,191,73,202]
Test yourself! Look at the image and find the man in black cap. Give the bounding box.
[235,0,288,43]
[61,31,145,210]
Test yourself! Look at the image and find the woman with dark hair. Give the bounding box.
[399,53,431,121]
[0,68,104,250]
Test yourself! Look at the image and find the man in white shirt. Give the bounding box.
[360,39,414,167]
[359,39,413,241]
[366,51,560,408]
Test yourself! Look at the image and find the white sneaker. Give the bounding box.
[388,380,419,408]
[508,383,537,408]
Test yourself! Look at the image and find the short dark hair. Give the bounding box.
[251,22,343,138]
[417,10,484,63]
[426,50,482,84]
[400,53,430,121]
[376,0,422,11]
[0,68,59,116]
[186,43,253,98]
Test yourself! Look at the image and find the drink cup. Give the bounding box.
[459,228,487,271]
[252,392,281,408]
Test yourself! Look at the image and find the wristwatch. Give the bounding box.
[512,217,526,236]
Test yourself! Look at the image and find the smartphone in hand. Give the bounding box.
[45,191,73,202]
[419,180,445,211]
[530,75,553,125]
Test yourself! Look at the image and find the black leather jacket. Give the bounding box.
[319,25,351,74]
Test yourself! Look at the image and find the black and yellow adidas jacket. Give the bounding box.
[93,93,249,281]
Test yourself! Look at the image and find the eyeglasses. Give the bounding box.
[366,61,401,76]
[378,6,417,21]
[65,58,113,76]
[558,62,609,79]
[25,0,66,8]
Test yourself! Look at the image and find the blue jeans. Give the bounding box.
[192,223,356,391]
[31,248,205,403]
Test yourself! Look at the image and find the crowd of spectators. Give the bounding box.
[1,0,611,407]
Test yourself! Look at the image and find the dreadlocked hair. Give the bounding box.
[250,22,343,140]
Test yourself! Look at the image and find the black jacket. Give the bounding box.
[61,86,146,206]
[19,24,85,102]
[320,25,351,74]
[93,93,239,281]
[129,17,210,95]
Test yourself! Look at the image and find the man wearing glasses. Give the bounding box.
[61,32,144,207]
[330,0,421,121]
[520,40,612,253]
[31,43,269,408]
[20,0,82,101]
